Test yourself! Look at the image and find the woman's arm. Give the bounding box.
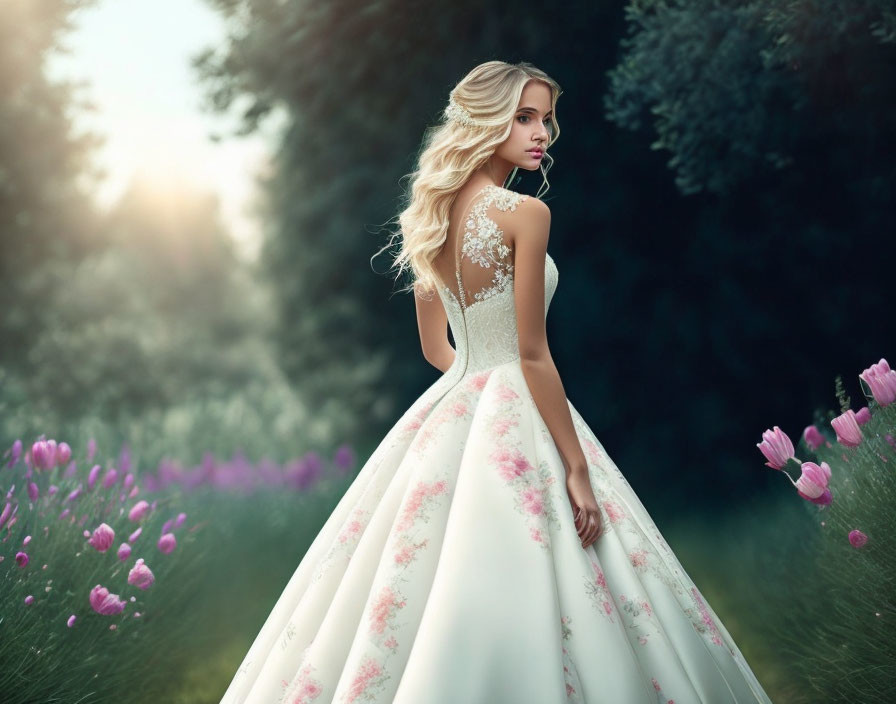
[414,282,456,373]
[511,199,588,476]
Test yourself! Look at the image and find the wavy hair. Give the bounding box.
[372,60,562,300]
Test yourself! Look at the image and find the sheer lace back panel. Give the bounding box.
[438,184,559,375]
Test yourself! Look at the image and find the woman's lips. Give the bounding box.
[528,150,544,159]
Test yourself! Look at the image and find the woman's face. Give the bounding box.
[494,80,553,171]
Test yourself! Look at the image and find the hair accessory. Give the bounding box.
[446,95,475,127]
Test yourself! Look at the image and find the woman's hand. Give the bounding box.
[566,468,604,549]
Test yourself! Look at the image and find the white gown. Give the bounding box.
[220,184,774,704]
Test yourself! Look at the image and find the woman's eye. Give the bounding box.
[518,115,552,125]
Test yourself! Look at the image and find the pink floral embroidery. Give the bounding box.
[338,507,369,544]
[395,480,449,533]
[491,446,560,548]
[629,548,649,568]
[393,537,430,565]
[369,585,407,635]
[491,416,520,436]
[583,437,605,465]
[343,655,387,703]
[495,383,520,402]
[559,615,582,700]
[402,401,434,434]
[691,587,724,646]
[283,661,323,704]
[383,635,399,652]
[651,676,675,703]
[491,447,534,480]
[584,558,616,622]
[602,500,626,524]
[466,370,493,391]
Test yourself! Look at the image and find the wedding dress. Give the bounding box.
[220,184,774,704]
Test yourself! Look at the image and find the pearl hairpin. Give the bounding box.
[446,95,475,127]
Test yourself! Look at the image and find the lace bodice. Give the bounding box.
[437,184,559,376]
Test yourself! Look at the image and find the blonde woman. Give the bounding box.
[221,61,774,704]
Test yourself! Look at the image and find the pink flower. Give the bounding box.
[15,551,29,567]
[860,358,896,407]
[56,442,72,466]
[27,481,39,502]
[117,543,132,561]
[24,595,34,605]
[127,558,155,590]
[757,426,795,469]
[0,502,12,529]
[521,487,544,515]
[67,614,76,627]
[30,441,52,471]
[89,584,127,615]
[794,461,831,499]
[174,512,187,529]
[848,529,868,548]
[802,425,825,451]
[157,532,177,554]
[128,500,150,522]
[603,500,626,524]
[129,526,142,543]
[855,406,872,425]
[88,523,115,553]
[831,410,863,447]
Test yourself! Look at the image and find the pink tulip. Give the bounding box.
[31,441,50,471]
[56,442,72,466]
[855,406,872,425]
[848,529,868,548]
[757,426,795,469]
[15,551,29,567]
[128,500,150,522]
[860,358,896,407]
[831,410,863,447]
[89,584,126,615]
[87,523,115,553]
[129,526,143,543]
[794,461,831,499]
[67,614,76,627]
[158,533,177,554]
[117,543,132,561]
[23,535,31,546]
[27,481,39,502]
[127,558,155,590]
[802,425,825,451]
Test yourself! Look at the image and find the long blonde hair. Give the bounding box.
[373,60,562,300]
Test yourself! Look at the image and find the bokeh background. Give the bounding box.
[2,0,894,702]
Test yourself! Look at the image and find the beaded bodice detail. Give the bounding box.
[437,184,559,376]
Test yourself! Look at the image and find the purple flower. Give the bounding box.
[23,535,31,546]
[831,410,863,447]
[27,482,39,502]
[757,426,795,469]
[31,441,51,471]
[89,584,126,615]
[101,468,118,489]
[174,512,187,529]
[848,529,868,548]
[0,502,13,529]
[802,425,825,451]
[67,614,76,627]
[333,444,356,473]
[24,595,34,605]
[117,543,132,561]
[157,533,177,554]
[66,484,84,503]
[128,500,150,522]
[88,523,115,553]
[15,551,29,567]
[127,558,155,590]
[855,406,872,425]
[129,526,143,543]
[87,465,102,491]
[7,439,22,468]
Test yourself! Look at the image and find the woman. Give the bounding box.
[221,60,774,704]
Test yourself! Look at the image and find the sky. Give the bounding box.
[45,0,285,262]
